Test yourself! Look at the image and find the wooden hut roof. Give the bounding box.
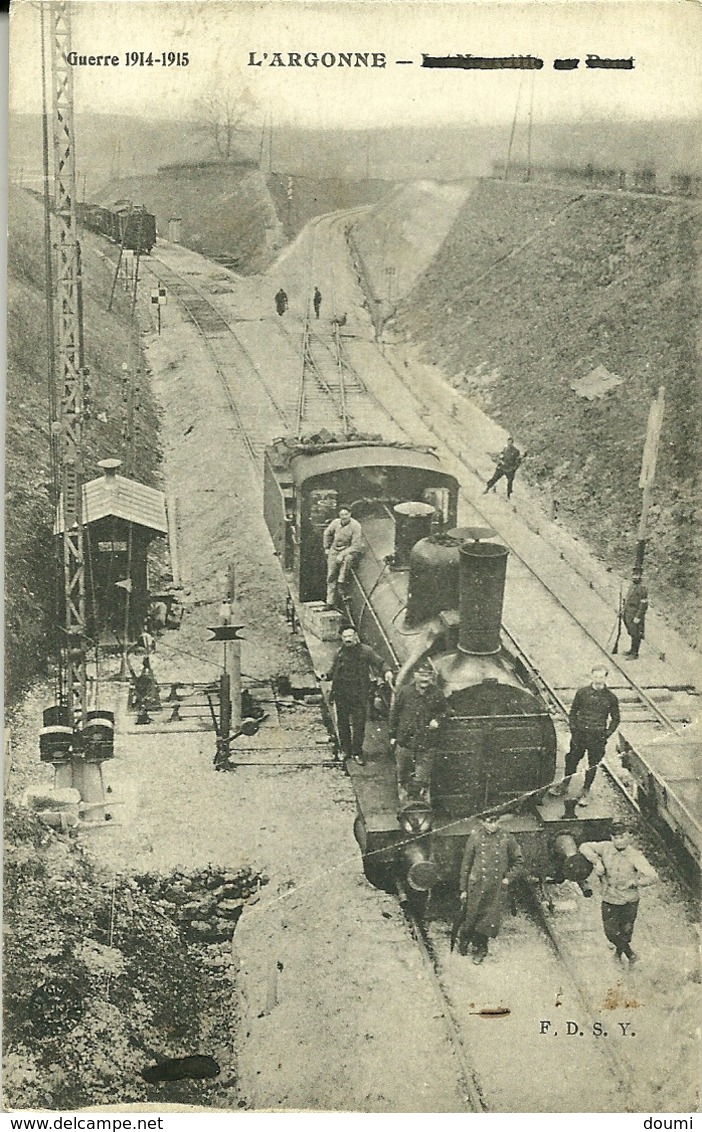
[54,468,167,535]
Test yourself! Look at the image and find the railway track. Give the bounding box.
[138,235,686,1110]
[394,881,488,1113]
[333,209,699,862]
[397,870,646,1111]
[149,235,697,811]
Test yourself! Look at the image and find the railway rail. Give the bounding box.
[145,231,698,877]
[395,880,488,1113]
[333,208,699,869]
[135,234,692,1110]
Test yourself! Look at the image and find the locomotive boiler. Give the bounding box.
[263,436,611,895]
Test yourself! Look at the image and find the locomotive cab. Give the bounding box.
[263,440,458,608]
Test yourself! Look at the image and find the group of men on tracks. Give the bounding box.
[315,454,657,967]
[324,509,657,967]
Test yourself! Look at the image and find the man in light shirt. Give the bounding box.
[323,506,363,609]
[579,822,657,964]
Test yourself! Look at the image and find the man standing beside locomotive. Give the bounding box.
[565,665,621,807]
[457,814,524,964]
[579,822,657,964]
[389,665,448,800]
[329,626,394,765]
[623,567,649,659]
[484,437,523,499]
[323,506,363,609]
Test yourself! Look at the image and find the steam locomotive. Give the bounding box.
[77,201,157,254]
[264,435,611,895]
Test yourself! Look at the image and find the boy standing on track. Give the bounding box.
[579,823,657,964]
[565,665,621,807]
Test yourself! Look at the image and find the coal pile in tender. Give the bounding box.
[134,865,268,945]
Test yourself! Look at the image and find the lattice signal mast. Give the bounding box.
[50,1,87,726]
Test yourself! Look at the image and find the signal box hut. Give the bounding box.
[55,459,167,642]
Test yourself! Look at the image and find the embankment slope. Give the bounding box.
[392,179,701,641]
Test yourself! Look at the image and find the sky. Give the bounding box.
[9,0,702,130]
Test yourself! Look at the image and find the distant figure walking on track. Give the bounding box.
[579,822,657,965]
[313,286,322,319]
[275,288,288,316]
[565,665,620,807]
[623,568,648,659]
[484,438,523,499]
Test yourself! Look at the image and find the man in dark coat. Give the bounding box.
[389,665,448,799]
[128,656,161,725]
[313,286,322,319]
[457,815,524,963]
[329,627,394,764]
[623,568,648,659]
[275,288,288,316]
[565,665,620,807]
[484,437,523,499]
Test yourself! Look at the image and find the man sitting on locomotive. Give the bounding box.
[323,506,363,609]
[389,664,448,801]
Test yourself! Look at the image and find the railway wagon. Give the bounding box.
[264,436,611,895]
[620,736,701,868]
[77,201,157,253]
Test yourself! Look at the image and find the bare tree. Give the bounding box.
[198,86,256,160]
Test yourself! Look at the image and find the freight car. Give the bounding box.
[264,435,611,896]
[619,734,701,869]
[77,201,156,253]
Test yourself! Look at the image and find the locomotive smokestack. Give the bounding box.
[393,502,435,569]
[458,538,508,655]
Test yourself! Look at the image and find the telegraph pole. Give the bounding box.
[39,3,114,808]
[635,386,665,571]
[50,0,87,727]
